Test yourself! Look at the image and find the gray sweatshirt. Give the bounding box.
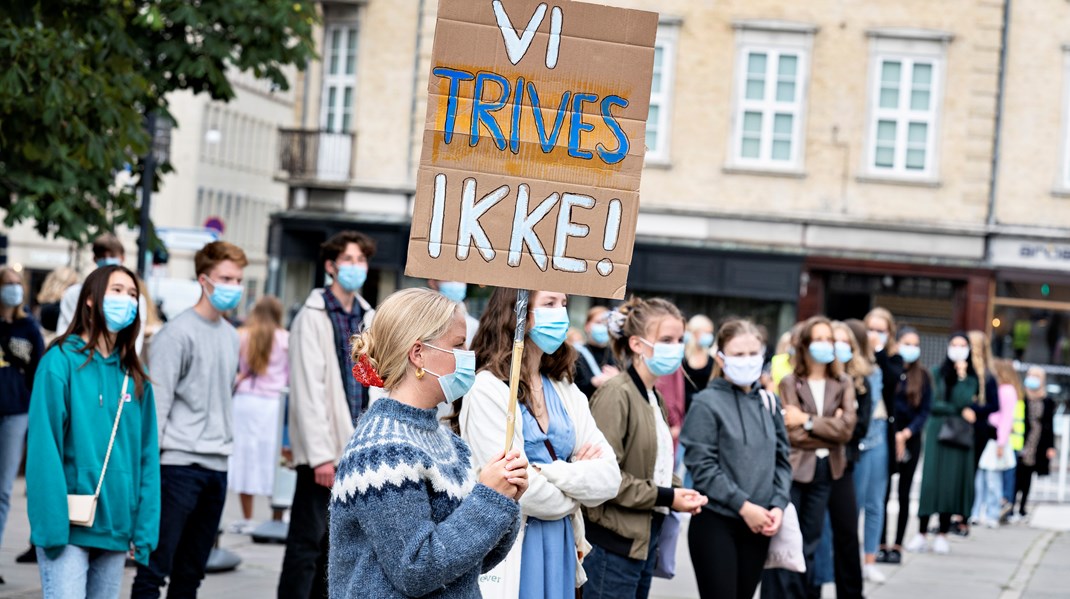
[149,308,239,471]
[681,377,793,519]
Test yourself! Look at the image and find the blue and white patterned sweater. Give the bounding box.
[328,397,521,598]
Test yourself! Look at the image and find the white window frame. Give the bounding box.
[645,20,680,165]
[320,22,359,134]
[863,31,950,183]
[727,22,816,175]
[1060,45,1070,192]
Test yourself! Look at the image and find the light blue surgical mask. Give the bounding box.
[425,344,477,402]
[1,284,23,307]
[529,307,570,354]
[808,341,835,365]
[437,281,467,303]
[1024,376,1042,391]
[206,278,243,312]
[335,263,368,292]
[898,344,921,364]
[590,323,610,345]
[96,257,122,268]
[698,332,715,349]
[102,295,138,332]
[834,341,853,364]
[719,353,764,386]
[641,339,684,377]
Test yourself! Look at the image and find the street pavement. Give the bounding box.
[1,475,1067,598]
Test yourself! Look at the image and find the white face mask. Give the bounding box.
[947,345,970,363]
[719,353,764,386]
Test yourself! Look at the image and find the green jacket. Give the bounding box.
[584,367,680,561]
[26,336,160,565]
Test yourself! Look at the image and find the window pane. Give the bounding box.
[746,78,765,100]
[329,30,341,75]
[741,137,760,158]
[654,46,664,70]
[880,86,899,109]
[881,61,901,84]
[876,120,896,142]
[345,29,358,75]
[875,146,895,168]
[908,122,927,144]
[342,88,353,132]
[648,104,660,126]
[906,148,926,170]
[777,81,796,102]
[646,128,658,152]
[652,71,662,93]
[773,113,793,136]
[327,87,337,132]
[743,111,762,134]
[910,90,930,111]
[747,53,767,75]
[778,55,798,79]
[772,140,791,161]
[912,63,932,86]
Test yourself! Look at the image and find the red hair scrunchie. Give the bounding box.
[352,354,384,387]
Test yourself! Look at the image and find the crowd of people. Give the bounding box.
[0,228,1061,599]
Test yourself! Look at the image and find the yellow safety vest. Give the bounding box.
[1011,399,1026,452]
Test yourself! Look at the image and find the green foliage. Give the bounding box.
[0,0,317,245]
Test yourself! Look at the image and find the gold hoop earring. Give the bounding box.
[415,367,425,379]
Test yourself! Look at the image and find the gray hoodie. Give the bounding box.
[681,377,792,519]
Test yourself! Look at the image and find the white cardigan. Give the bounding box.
[460,370,621,590]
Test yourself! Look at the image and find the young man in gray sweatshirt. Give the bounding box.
[132,241,248,599]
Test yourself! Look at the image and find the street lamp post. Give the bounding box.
[137,113,171,280]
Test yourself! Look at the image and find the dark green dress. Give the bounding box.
[918,369,978,517]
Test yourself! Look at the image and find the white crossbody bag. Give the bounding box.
[68,374,129,528]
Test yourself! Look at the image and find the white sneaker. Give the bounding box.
[984,519,999,529]
[864,564,887,583]
[905,534,929,553]
[227,520,257,535]
[932,535,951,555]
[1008,514,1024,524]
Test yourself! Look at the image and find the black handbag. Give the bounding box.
[938,416,973,449]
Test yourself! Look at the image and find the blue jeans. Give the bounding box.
[813,516,834,585]
[0,413,29,548]
[132,465,227,599]
[36,545,126,599]
[854,420,889,556]
[583,515,663,599]
[971,468,1004,523]
[1003,462,1016,505]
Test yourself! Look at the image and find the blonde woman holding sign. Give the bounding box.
[458,288,621,598]
[584,297,708,599]
[328,288,527,598]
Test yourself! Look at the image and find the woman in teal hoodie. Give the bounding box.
[26,265,160,599]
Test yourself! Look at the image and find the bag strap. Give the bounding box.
[94,374,130,499]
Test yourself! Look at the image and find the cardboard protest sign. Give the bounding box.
[405,0,658,299]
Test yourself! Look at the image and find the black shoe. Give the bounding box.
[876,549,889,563]
[1,574,6,584]
[886,549,903,565]
[15,546,36,564]
[951,523,970,537]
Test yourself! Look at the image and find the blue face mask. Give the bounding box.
[96,257,122,268]
[335,263,368,292]
[437,281,467,303]
[425,344,477,402]
[641,339,684,377]
[1024,376,1042,391]
[590,323,610,345]
[898,344,921,364]
[206,279,243,312]
[808,341,835,365]
[1,284,23,307]
[834,341,853,364]
[529,307,570,354]
[102,295,138,333]
[698,332,715,349]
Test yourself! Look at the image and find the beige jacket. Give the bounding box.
[288,289,374,468]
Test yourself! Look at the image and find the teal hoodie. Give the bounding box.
[26,336,160,565]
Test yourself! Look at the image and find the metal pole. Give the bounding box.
[137,112,157,280]
[503,289,529,453]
